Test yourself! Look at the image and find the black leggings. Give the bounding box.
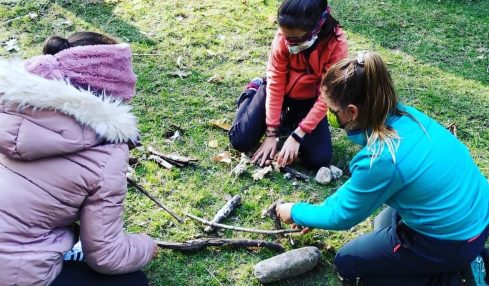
[51,262,148,286]
[229,83,333,169]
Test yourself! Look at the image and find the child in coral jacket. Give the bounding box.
[229,0,348,168]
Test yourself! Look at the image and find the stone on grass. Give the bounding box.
[253,246,321,284]
[315,167,331,184]
[329,165,343,180]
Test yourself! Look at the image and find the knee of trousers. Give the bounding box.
[334,247,361,280]
[228,129,257,152]
[301,149,332,169]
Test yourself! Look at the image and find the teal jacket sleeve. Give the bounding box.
[291,151,403,230]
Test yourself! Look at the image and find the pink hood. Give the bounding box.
[24,43,137,101]
[0,59,139,160]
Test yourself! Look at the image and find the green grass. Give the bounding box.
[1,0,488,285]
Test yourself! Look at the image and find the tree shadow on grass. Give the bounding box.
[332,0,489,85]
[57,0,155,45]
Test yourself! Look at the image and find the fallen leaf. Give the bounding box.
[252,166,273,181]
[209,119,231,131]
[176,55,185,69]
[4,39,19,52]
[231,153,251,176]
[213,151,232,164]
[208,139,219,148]
[164,130,182,143]
[28,12,38,20]
[207,74,223,83]
[168,70,191,78]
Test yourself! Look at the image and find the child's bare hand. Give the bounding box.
[252,137,277,167]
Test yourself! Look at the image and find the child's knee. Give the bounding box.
[228,128,255,152]
[334,248,358,281]
[301,150,332,169]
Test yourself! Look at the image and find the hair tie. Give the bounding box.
[356,51,367,66]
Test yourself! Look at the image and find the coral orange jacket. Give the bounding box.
[266,27,348,133]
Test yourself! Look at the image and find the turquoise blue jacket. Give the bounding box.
[291,105,489,240]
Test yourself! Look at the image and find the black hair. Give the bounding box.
[277,0,339,40]
[42,32,119,55]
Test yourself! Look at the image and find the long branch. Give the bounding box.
[155,238,284,252]
[185,212,300,235]
[127,178,184,223]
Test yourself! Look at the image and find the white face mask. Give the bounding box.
[287,35,318,54]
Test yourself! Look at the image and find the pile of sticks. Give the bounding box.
[147,146,198,169]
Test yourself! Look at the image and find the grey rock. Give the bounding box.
[329,165,343,180]
[315,167,331,184]
[253,246,321,284]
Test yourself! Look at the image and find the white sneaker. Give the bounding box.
[63,241,85,262]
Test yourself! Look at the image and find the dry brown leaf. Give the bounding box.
[252,166,273,181]
[207,74,224,83]
[209,119,231,131]
[208,139,219,148]
[213,151,232,164]
[168,70,191,78]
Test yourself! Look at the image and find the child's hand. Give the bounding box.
[276,128,304,167]
[276,136,300,167]
[252,137,277,166]
[275,202,295,224]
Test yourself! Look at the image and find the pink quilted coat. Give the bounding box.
[0,59,156,286]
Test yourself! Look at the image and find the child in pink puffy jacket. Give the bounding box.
[0,32,158,286]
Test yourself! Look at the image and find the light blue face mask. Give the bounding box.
[347,130,367,146]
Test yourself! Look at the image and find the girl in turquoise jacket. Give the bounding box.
[277,52,489,285]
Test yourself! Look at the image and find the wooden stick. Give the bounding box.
[204,195,241,233]
[185,212,300,235]
[261,200,285,232]
[282,166,309,181]
[155,238,284,252]
[148,146,198,165]
[149,155,174,169]
[127,178,184,223]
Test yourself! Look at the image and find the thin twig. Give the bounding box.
[133,53,165,56]
[127,178,184,223]
[282,166,309,181]
[185,212,300,235]
[261,200,285,234]
[2,15,25,26]
[155,238,285,252]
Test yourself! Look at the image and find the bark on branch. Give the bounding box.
[281,166,309,181]
[204,195,241,233]
[155,238,285,252]
[261,200,285,233]
[185,212,300,235]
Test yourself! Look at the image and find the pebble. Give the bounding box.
[315,167,331,184]
[253,247,321,283]
[329,165,343,180]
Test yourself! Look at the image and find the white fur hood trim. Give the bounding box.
[0,58,138,143]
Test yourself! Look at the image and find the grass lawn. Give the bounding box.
[1,0,488,285]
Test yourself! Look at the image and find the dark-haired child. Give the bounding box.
[0,32,157,286]
[229,0,348,168]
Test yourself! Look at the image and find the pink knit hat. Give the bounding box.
[24,43,137,100]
